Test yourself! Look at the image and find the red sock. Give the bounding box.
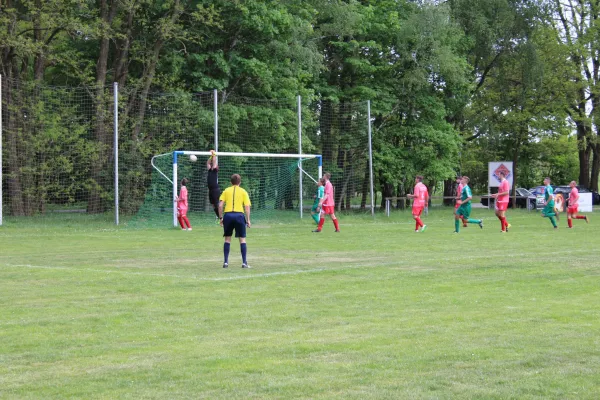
[497,215,503,230]
[418,217,424,228]
[501,217,507,230]
[575,216,586,219]
[415,220,420,230]
[333,218,340,231]
[183,216,191,229]
[318,217,325,231]
[568,218,573,228]
[178,216,185,229]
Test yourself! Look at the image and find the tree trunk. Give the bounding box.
[122,0,183,212]
[360,161,369,209]
[576,120,591,188]
[380,181,395,210]
[320,100,334,165]
[512,134,522,208]
[397,183,406,209]
[5,76,25,216]
[113,6,135,88]
[88,0,119,214]
[442,178,454,206]
[1,3,25,216]
[591,142,600,192]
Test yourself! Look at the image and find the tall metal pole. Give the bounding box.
[0,75,3,226]
[173,152,178,227]
[298,95,303,219]
[368,100,375,217]
[113,82,119,225]
[214,89,218,152]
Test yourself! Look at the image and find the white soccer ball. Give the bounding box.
[190,154,197,162]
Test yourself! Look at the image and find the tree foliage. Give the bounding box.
[0,0,587,215]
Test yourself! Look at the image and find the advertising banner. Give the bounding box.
[488,162,514,188]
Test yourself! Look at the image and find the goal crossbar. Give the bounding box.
[170,151,323,227]
[174,151,322,160]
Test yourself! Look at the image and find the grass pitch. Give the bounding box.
[1,209,599,399]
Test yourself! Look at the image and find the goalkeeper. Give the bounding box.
[311,178,326,225]
[206,150,221,220]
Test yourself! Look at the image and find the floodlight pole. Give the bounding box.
[0,74,3,226]
[298,95,303,219]
[367,100,375,217]
[173,152,178,227]
[214,89,218,152]
[114,82,119,225]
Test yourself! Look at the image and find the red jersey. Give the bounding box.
[569,187,579,207]
[178,186,188,208]
[323,180,334,207]
[497,179,510,205]
[455,183,464,208]
[413,182,428,208]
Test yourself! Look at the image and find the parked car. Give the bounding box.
[529,186,553,197]
[553,185,600,207]
[529,186,553,210]
[480,188,537,210]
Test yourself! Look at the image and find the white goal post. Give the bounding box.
[159,151,323,227]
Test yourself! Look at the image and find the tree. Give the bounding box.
[0,0,92,215]
[447,0,543,200]
[372,2,467,206]
[549,0,600,191]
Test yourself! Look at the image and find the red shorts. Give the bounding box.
[495,202,508,211]
[322,205,335,215]
[567,205,579,214]
[412,206,423,216]
[177,206,188,217]
[454,203,460,210]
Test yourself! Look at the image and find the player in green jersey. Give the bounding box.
[454,176,483,233]
[311,178,325,225]
[541,177,559,229]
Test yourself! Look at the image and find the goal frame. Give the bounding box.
[169,151,322,227]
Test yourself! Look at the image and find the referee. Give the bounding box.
[218,174,252,269]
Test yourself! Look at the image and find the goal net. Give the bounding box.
[130,151,321,227]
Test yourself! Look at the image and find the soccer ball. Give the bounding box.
[190,154,197,162]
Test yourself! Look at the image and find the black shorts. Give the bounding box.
[209,188,220,206]
[223,212,247,238]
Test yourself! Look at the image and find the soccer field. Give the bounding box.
[1,209,599,399]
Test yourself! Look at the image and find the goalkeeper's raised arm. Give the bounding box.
[207,150,220,219]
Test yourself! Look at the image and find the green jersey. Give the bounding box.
[461,185,472,204]
[313,186,325,207]
[544,184,554,202]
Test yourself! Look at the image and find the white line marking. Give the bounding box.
[2,261,409,282]
[1,248,593,283]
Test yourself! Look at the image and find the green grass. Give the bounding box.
[1,209,599,399]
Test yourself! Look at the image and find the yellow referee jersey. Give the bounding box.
[219,185,251,213]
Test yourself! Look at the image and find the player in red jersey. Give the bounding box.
[407,175,429,232]
[176,178,192,230]
[491,171,511,232]
[455,176,467,227]
[567,181,589,228]
[313,172,340,233]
